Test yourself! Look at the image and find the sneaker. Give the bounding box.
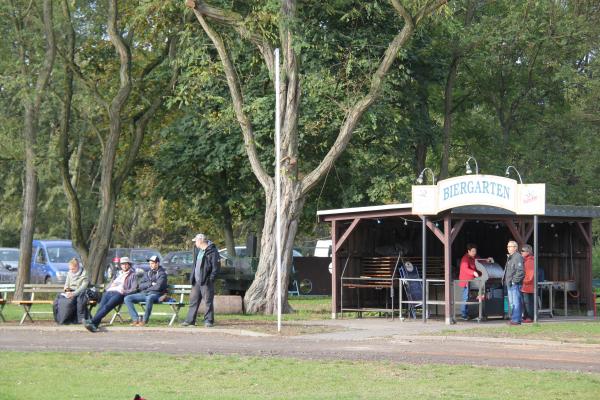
[460,315,469,321]
[138,321,146,327]
[84,321,99,332]
[522,318,533,323]
[508,321,521,326]
[181,321,193,327]
[130,321,139,327]
[204,322,214,328]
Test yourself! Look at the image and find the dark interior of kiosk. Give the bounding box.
[338,217,589,318]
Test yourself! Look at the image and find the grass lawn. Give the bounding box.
[0,352,599,400]
[440,321,600,343]
[0,296,334,334]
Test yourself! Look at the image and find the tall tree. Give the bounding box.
[184,0,448,313]
[6,0,56,297]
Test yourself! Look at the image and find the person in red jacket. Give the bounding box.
[458,244,479,320]
[520,244,535,323]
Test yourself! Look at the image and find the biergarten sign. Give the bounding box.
[412,175,545,215]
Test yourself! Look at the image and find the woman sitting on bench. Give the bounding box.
[53,258,89,324]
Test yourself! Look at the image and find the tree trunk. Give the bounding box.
[440,57,458,180]
[14,0,56,299]
[244,182,304,314]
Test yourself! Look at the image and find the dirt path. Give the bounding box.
[2,322,599,373]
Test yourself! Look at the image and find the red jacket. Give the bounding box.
[521,254,535,293]
[458,253,477,288]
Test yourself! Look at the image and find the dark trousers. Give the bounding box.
[522,292,534,320]
[53,292,89,324]
[184,282,214,325]
[91,291,124,326]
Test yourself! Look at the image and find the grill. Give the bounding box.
[472,259,505,319]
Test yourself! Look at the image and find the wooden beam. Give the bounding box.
[450,219,465,244]
[331,220,338,319]
[505,219,524,245]
[424,217,444,243]
[523,222,534,243]
[334,218,360,253]
[577,221,592,247]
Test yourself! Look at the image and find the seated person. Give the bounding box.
[124,255,168,326]
[84,257,137,332]
[53,258,89,324]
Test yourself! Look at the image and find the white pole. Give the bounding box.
[275,48,282,333]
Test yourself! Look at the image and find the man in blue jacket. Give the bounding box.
[124,255,168,326]
[181,233,220,327]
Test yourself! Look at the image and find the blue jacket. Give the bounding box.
[139,266,168,294]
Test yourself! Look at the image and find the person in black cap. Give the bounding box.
[181,233,220,327]
[123,255,168,326]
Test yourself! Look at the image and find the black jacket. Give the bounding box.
[191,242,220,286]
[139,266,168,294]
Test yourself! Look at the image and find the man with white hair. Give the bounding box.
[181,233,220,327]
[503,240,524,325]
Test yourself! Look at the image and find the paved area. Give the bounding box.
[2,317,600,372]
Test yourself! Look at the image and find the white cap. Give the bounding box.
[148,255,160,263]
[191,233,207,242]
[119,256,132,264]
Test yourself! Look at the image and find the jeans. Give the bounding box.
[507,283,522,323]
[522,292,534,321]
[91,291,124,326]
[184,281,215,325]
[461,286,469,318]
[124,292,162,323]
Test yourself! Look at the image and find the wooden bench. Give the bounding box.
[110,284,192,326]
[340,256,401,316]
[12,284,63,324]
[0,283,16,322]
[12,284,98,325]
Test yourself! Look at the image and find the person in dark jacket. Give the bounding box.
[520,244,535,323]
[53,258,90,324]
[124,255,168,326]
[181,233,220,327]
[503,240,525,325]
[84,257,138,332]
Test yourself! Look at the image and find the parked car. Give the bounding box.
[162,250,194,277]
[104,248,162,281]
[218,246,302,294]
[0,248,19,271]
[0,260,17,283]
[31,240,82,284]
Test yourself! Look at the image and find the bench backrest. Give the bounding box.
[168,284,192,303]
[360,256,400,280]
[23,284,64,301]
[0,283,15,300]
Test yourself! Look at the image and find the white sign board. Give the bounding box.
[412,175,545,215]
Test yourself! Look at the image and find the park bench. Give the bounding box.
[0,283,16,322]
[12,283,98,325]
[340,255,401,316]
[109,284,192,326]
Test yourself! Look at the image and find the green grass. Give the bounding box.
[0,352,598,399]
[0,296,332,325]
[440,322,600,343]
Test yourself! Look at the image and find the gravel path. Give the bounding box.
[1,319,599,373]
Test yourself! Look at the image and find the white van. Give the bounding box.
[314,240,332,257]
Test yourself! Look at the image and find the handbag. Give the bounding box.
[85,286,102,302]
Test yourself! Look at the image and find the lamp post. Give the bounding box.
[505,165,523,184]
[416,167,436,185]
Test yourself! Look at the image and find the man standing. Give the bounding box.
[182,233,220,327]
[124,255,168,326]
[503,240,525,325]
[84,257,138,332]
[520,244,535,323]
